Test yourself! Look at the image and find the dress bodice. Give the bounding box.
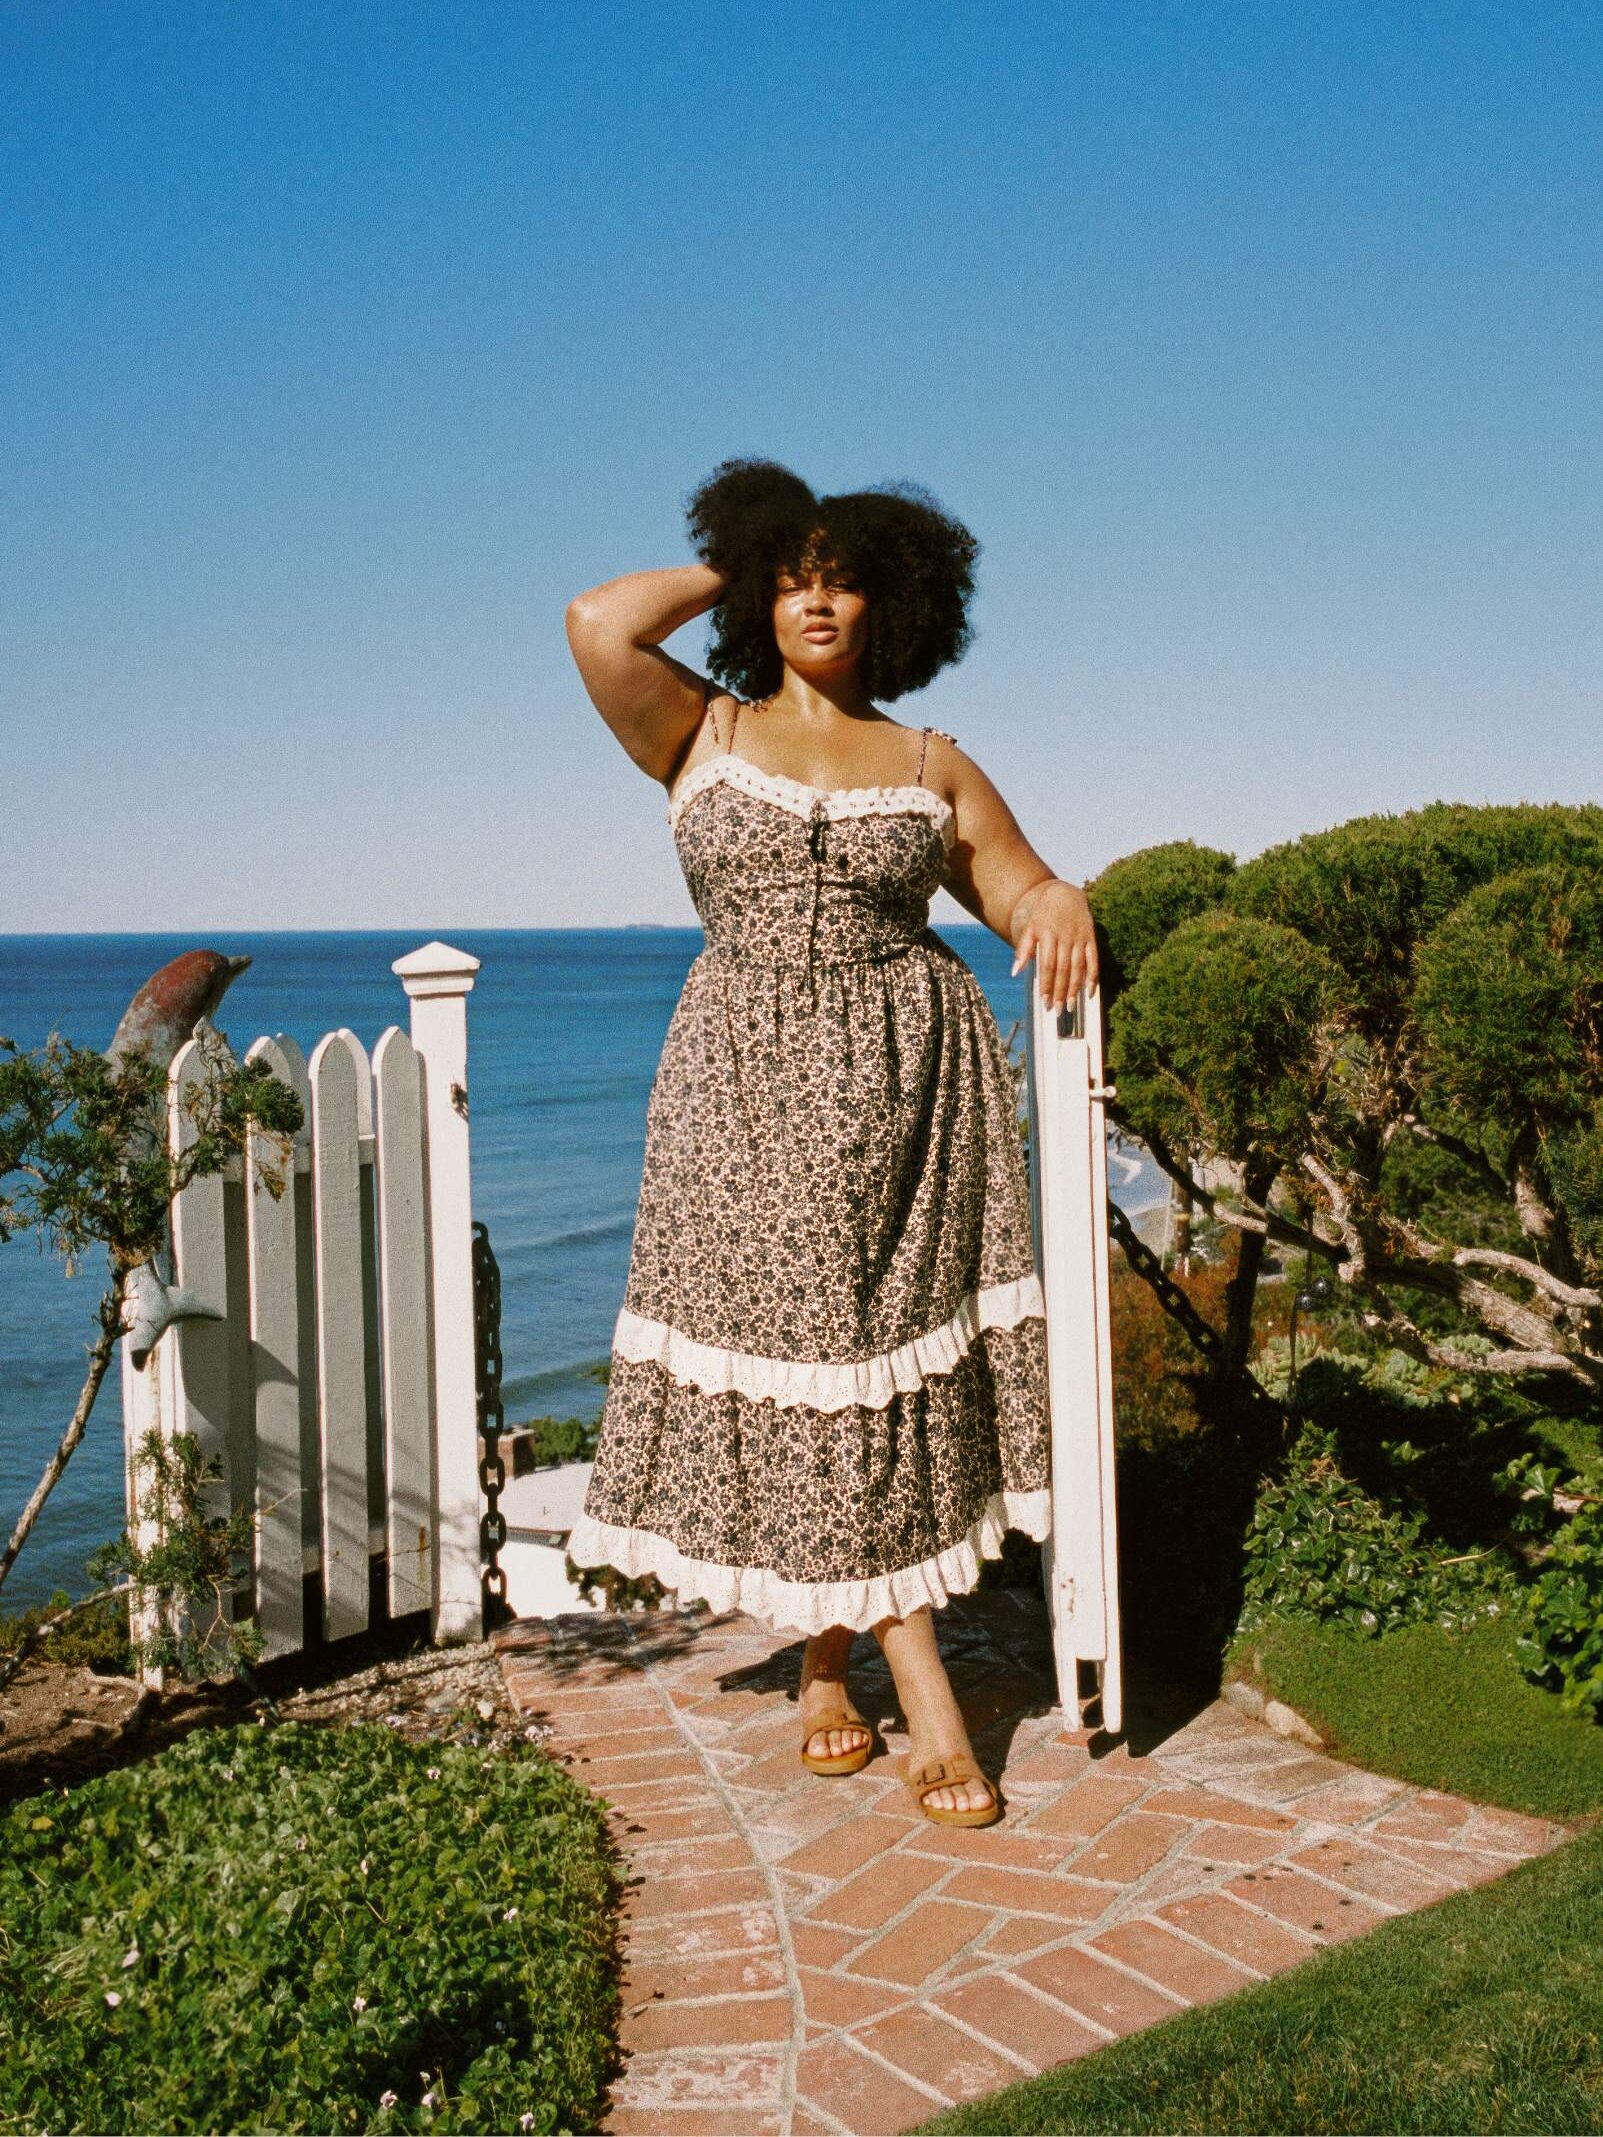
[668,754,954,982]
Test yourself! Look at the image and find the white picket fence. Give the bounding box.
[1025,978,1123,1735]
[118,940,485,1684]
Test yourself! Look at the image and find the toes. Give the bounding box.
[808,1723,870,1760]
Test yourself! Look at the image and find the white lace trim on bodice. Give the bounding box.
[667,753,957,852]
[565,1486,1052,1636]
[612,1271,1044,1412]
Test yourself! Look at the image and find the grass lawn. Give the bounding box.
[917,1615,1603,2136]
[1223,1614,1603,1823]
[921,1821,1602,2135]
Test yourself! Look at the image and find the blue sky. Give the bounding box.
[4,2,1599,930]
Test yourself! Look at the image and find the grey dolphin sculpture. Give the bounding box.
[107,950,254,1369]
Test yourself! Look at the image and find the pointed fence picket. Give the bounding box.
[242,1033,308,1660]
[372,1025,434,1623]
[1025,976,1124,1735]
[118,941,483,1686]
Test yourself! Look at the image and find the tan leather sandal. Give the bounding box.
[799,1706,874,1776]
[905,1750,1002,1827]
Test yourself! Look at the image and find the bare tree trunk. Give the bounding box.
[1212,1164,1276,1388]
[0,1277,125,1602]
[1168,1165,1194,1276]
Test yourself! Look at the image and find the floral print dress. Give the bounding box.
[564,695,1052,1635]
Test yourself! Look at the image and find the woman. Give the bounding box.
[563,459,1097,1826]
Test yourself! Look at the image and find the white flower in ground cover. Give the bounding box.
[352,1994,367,2012]
[103,1991,122,2008]
[378,2091,398,2110]
[121,1945,139,1969]
[427,1766,441,1780]
[503,1906,519,1920]
[519,2115,536,2132]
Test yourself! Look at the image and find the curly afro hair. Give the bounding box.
[684,457,979,703]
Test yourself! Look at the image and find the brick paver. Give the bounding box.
[492,1592,1575,2134]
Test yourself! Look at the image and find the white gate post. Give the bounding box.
[1025,978,1124,1735]
[119,1325,177,1690]
[393,939,483,1645]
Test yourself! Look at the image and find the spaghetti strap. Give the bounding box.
[704,686,741,755]
[917,725,955,787]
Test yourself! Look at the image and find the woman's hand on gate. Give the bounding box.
[1009,879,1099,1012]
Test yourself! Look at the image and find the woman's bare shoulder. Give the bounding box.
[909,720,969,805]
[662,684,743,796]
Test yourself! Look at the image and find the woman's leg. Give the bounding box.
[872,1606,992,1814]
[800,1625,872,1760]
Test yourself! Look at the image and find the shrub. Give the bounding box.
[1109,1254,1264,1448]
[513,1413,600,1468]
[1236,1415,1523,1640]
[1227,801,1603,1035]
[1517,1499,1603,1720]
[1087,839,1237,999]
[1110,912,1349,1177]
[0,1720,619,2135]
[0,1583,131,1671]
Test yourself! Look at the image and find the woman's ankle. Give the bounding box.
[801,1628,855,1688]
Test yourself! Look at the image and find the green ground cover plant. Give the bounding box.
[0,1718,619,2136]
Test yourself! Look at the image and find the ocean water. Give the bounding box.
[0,928,1162,1610]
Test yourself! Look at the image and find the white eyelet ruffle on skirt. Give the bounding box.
[565,1486,1051,1638]
[610,1271,1044,1414]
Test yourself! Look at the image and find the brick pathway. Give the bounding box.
[492,1594,1576,2136]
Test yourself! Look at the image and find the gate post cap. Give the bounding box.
[393,940,481,999]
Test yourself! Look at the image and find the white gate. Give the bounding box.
[1024,979,1123,1734]
[118,939,485,1684]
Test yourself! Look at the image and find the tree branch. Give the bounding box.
[0,1277,125,1600]
[1448,1247,1600,1312]
[1301,1153,1367,1277]
[0,1575,136,1696]
[1394,1114,1509,1200]
[1119,1120,1341,1261]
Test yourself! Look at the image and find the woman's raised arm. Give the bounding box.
[565,563,727,785]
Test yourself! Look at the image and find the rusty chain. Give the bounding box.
[471,1219,513,1629]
